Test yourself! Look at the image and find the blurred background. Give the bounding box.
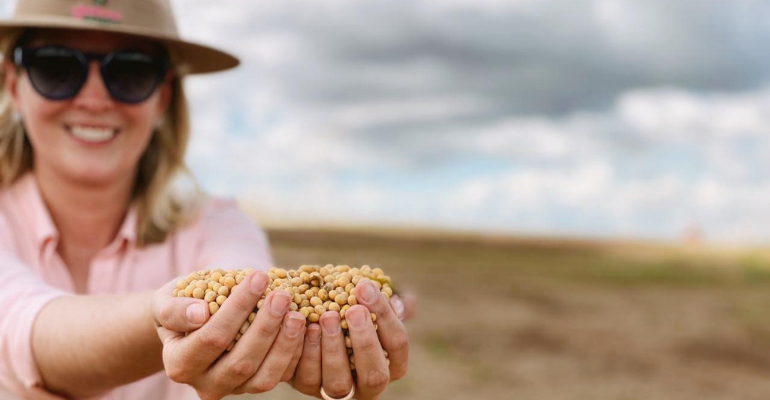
[7,0,770,399]
[178,0,770,245]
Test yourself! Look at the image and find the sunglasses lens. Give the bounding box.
[26,48,84,100]
[103,53,163,103]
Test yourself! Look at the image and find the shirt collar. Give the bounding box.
[15,172,58,248]
[14,172,139,249]
[118,204,138,244]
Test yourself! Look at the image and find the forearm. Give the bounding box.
[32,291,163,398]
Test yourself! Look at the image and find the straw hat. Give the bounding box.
[0,0,239,74]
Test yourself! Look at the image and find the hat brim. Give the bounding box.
[0,16,240,75]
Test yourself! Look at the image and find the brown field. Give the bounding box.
[235,229,770,400]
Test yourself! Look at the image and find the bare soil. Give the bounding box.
[234,229,770,400]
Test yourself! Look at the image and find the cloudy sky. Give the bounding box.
[5,0,770,244]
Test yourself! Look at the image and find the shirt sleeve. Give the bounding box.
[0,218,69,399]
[194,198,274,273]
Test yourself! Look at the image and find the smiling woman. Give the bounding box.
[0,1,412,400]
[0,27,202,250]
[0,29,189,245]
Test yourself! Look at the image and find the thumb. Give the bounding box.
[153,278,211,332]
[390,293,416,321]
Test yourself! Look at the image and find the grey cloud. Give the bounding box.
[174,0,770,177]
[213,0,770,115]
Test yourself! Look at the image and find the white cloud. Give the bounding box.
[428,85,770,242]
[618,88,770,142]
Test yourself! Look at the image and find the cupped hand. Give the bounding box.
[291,279,414,400]
[152,272,306,400]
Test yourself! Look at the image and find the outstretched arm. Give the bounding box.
[0,254,203,400]
[32,291,165,398]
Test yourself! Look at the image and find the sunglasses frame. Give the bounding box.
[13,45,170,104]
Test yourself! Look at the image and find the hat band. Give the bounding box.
[70,4,124,24]
[14,0,178,37]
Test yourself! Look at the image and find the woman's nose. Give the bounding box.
[72,60,115,112]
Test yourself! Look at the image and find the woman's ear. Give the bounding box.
[2,59,22,112]
[157,71,174,116]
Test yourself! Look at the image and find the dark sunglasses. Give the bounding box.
[14,45,170,104]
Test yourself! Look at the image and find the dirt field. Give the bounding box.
[237,229,770,400]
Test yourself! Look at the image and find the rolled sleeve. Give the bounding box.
[195,198,274,272]
[0,251,68,400]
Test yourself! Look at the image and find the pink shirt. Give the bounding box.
[0,173,273,400]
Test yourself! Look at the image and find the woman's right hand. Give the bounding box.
[152,272,306,400]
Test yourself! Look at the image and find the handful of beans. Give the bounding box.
[174,265,395,371]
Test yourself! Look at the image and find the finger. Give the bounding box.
[157,325,195,385]
[355,280,409,380]
[178,272,270,378]
[346,305,390,398]
[237,311,306,394]
[320,312,355,399]
[153,277,210,332]
[156,325,184,345]
[281,325,306,382]
[390,293,416,321]
[208,289,292,391]
[293,323,322,396]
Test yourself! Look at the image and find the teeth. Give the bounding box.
[69,125,116,143]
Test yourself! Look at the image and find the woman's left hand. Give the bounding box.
[288,279,414,399]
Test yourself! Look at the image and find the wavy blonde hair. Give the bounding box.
[0,29,206,247]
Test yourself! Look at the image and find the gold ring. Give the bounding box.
[320,384,355,400]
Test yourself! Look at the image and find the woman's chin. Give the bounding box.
[59,164,131,187]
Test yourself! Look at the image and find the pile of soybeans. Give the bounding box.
[174,265,395,371]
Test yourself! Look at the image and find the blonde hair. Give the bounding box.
[0,29,206,247]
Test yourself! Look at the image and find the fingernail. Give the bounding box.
[391,296,405,320]
[186,304,205,325]
[251,272,269,295]
[346,306,367,329]
[284,315,305,338]
[321,313,340,335]
[307,325,321,344]
[359,280,378,304]
[270,291,291,316]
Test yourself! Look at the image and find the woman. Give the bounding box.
[0,1,412,400]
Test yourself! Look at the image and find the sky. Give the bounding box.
[4,0,770,244]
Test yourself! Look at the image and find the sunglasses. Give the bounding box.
[14,45,170,104]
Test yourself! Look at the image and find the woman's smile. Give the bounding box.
[64,123,121,145]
